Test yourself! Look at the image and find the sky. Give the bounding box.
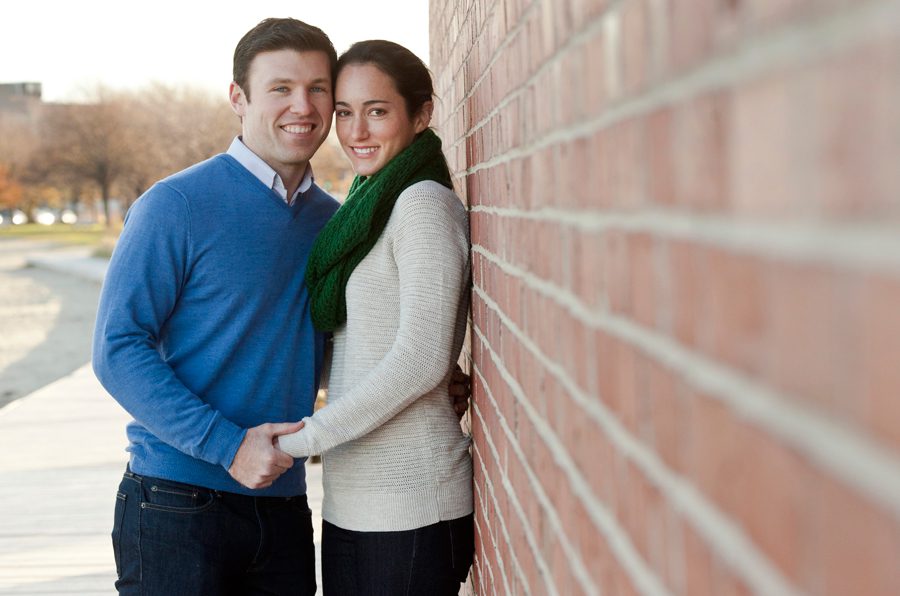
[1,1,430,102]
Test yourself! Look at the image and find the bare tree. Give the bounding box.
[118,83,238,210]
[2,81,352,223]
[0,163,23,209]
[29,87,132,225]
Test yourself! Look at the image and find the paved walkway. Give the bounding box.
[0,249,325,594]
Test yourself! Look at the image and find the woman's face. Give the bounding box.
[334,63,431,177]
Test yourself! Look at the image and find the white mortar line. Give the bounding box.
[472,515,493,592]
[439,0,622,139]
[473,244,900,522]
[474,367,603,595]
[474,330,670,596]
[454,0,900,170]
[472,402,546,595]
[471,445,515,594]
[472,282,802,596]
[470,206,900,272]
[437,0,539,133]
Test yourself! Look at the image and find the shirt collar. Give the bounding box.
[226,136,314,203]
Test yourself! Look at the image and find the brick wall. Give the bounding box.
[429,1,900,594]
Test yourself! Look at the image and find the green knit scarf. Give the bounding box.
[305,129,452,331]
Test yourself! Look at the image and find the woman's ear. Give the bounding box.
[414,100,434,134]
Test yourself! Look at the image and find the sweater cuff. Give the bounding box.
[204,417,248,470]
[276,417,314,458]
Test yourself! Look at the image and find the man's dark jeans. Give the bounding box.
[321,513,474,595]
[112,467,316,595]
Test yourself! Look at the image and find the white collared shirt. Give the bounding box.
[227,136,314,205]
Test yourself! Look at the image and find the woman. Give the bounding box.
[277,40,473,595]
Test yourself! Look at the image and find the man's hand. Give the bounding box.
[228,421,304,489]
[448,364,472,419]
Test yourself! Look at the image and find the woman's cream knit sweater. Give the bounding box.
[279,180,472,532]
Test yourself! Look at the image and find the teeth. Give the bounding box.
[282,124,312,134]
[353,147,377,155]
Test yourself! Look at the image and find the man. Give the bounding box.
[93,18,468,595]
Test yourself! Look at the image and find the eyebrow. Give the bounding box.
[266,77,330,86]
[335,99,392,107]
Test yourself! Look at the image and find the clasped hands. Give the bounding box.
[228,366,473,489]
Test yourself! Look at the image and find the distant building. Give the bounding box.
[0,82,44,131]
[0,82,42,111]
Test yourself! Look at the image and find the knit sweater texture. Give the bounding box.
[92,154,339,497]
[278,180,473,531]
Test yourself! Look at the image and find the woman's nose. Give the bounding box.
[350,117,368,139]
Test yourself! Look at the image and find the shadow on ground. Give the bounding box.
[0,266,100,410]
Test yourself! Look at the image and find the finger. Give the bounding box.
[272,450,295,469]
[271,421,305,436]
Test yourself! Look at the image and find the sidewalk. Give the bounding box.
[0,250,325,594]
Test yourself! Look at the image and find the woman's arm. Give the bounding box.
[278,184,469,457]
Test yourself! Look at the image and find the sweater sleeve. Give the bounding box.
[92,183,246,469]
[278,185,470,457]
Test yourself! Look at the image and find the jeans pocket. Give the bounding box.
[449,514,475,582]
[140,478,216,513]
[111,491,127,577]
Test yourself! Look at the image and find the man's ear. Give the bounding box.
[229,82,247,118]
[414,100,433,134]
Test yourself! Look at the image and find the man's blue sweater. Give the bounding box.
[92,154,339,497]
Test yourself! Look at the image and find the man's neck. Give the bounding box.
[279,165,309,200]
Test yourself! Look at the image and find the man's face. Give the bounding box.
[230,49,333,184]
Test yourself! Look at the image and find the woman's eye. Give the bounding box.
[336,110,351,118]
[370,109,386,117]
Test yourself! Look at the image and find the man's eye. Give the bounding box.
[272,86,289,93]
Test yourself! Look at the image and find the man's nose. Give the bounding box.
[290,91,312,115]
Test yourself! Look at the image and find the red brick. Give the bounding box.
[646,106,677,207]
[735,424,817,584]
[729,71,803,218]
[682,524,716,596]
[814,475,900,596]
[764,262,860,414]
[604,229,631,316]
[684,389,745,512]
[647,362,690,474]
[668,0,717,72]
[571,226,604,314]
[628,232,658,328]
[857,272,900,443]
[667,239,710,348]
[704,247,767,375]
[672,91,731,211]
[621,0,650,94]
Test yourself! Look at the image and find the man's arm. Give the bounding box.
[449,364,472,419]
[92,184,288,487]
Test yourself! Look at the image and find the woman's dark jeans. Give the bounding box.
[321,513,474,596]
[112,467,316,595]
